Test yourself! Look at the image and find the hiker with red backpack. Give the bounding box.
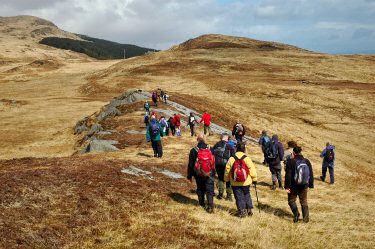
[172,113,181,136]
[152,92,158,106]
[200,111,212,136]
[265,134,284,190]
[285,146,314,223]
[187,134,216,213]
[146,116,164,158]
[224,142,257,218]
[213,133,235,201]
[320,142,336,184]
[232,120,246,142]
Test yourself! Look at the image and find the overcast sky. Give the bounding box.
[1,0,375,54]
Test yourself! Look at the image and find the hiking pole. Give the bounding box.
[254,184,261,213]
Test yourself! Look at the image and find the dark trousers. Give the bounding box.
[165,127,170,136]
[232,185,253,211]
[153,100,158,106]
[322,166,334,183]
[195,177,215,207]
[204,125,211,135]
[235,135,243,142]
[151,140,163,158]
[270,167,282,185]
[288,187,308,206]
[216,164,232,195]
[170,126,176,136]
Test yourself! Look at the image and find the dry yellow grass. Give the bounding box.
[0,17,375,248]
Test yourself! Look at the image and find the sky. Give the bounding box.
[0,0,375,54]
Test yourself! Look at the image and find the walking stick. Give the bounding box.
[254,184,261,213]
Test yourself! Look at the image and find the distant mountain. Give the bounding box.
[40,35,158,60]
[335,49,375,55]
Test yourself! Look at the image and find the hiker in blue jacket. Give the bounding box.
[266,134,284,190]
[320,142,336,184]
[146,116,164,158]
[258,130,271,165]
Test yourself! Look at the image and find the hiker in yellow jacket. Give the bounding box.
[224,142,257,218]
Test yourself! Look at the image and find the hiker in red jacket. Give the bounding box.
[200,111,212,136]
[172,113,181,136]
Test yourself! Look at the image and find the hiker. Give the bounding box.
[258,130,271,165]
[143,112,150,127]
[152,92,158,106]
[168,116,176,136]
[285,146,314,223]
[144,101,150,113]
[213,133,235,201]
[187,112,199,136]
[224,142,257,218]
[163,93,168,104]
[283,141,297,170]
[146,116,164,158]
[159,116,168,136]
[266,134,284,190]
[172,113,181,136]
[200,111,212,136]
[187,134,216,213]
[157,89,161,101]
[160,89,164,101]
[232,119,246,142]
[320,142,336,184]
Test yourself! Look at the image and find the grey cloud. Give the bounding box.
[352,28,374,39]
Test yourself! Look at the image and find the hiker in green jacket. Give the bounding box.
[146,116,164,158]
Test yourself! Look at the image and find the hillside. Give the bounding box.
[1,26,375,248]
[40,35,158,60]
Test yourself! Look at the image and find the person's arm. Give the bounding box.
[278,143,284,161]
[246,157,257,183]
[146,125,151,142]
[285,160,292,189]
[232,125,236,136]
[224,158,233,182]
[258,136,263,145]
[307,159,314,188]
[200,114,205,123]
[242,125,246,136]
[333,149,336,162]
[320,149,326,158]
[159,123,164,137]
[187,149,195,180]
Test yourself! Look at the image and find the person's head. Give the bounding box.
[197,133,206,143]
[262,130,267,135]
[220,133,229,142]
[272,134,278,141]
[287,141,297,148]
[161,115,165,119]
[236,142,246,152]
[236,119,240,124]
[293,146,302,155]
[228,135,232,140]
[190,112,193,116]
[174,113,177,116]
[151,115,156,121]
[326,142,331,147]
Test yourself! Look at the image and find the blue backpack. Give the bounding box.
[294,160,310,185]
[265,140,278,159]
[149,122,160,136]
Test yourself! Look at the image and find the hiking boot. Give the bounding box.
[198,195,205,207]
[247,208,253,216]
[225,195,233,202]
[237,209,246,218]
[302,206,309,223]
[206,206,214,214]
[279,182,283,189]
[289,202,300,223]
[271,184,276,190]
[320,176,325,182]
[216,191,223,200]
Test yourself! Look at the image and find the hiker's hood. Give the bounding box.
[150,119,158,123]
[327,146,335,149]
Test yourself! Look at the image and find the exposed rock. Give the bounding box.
[80,139,119,154]
[96,106,122,120]
[74,118,89,135]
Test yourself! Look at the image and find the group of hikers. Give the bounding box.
[144,93,336,223]
[150,88,168,107]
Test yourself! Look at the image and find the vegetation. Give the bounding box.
[40,34,158,60]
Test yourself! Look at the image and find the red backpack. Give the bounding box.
[194,146,215,177]
[232,155,249,182]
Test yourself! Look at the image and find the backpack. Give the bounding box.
[265,141,278,159]
[175,116,181,126]
[194,146,214,177]
[232,155,249,182]
[263,135,270,146]
[144,102,149,109]
[228,139,238,148]
[160,119,167,127]
[149,122,160,136]
[325,149,334,163]
[236,124,244,136]
[294,159,310,185]
[213,143,230,167]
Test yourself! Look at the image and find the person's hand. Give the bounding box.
[253,181,257,186]
[286,188,291,193]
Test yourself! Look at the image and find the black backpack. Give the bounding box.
[265,141,278,159]
[213,142,230,167]
[325,149,334,163]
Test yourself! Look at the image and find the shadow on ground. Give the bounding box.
[137,152,152,158]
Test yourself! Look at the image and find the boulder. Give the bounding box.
[80,139,120,154]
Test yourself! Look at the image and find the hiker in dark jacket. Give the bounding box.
[187,134,216,213]
[267,134,284,190]
[144,101,150,113]
[285,146,314,223]
[258,130,271,165]
[152,92,158,106]
[320,142,336,184]
[213,133,235,201]
[232,119,246,142]
[146,116,164,158]
[187,112,199,136]
[168,117,176,136]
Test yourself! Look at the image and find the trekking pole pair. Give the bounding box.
[254,183,261,213]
